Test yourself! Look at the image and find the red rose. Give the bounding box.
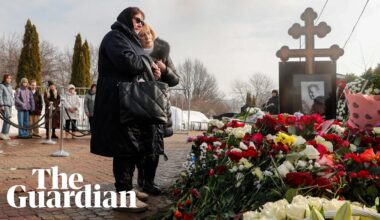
[242,149,258,158]
[216,166,226,174]
[227,150,243,162]
[314,177,333,190]
[285,115,297,125]
[285,172,314,187]
[344,153,362,163]
[349,172,357,179]
[190,188,201,199]
[209,169,214,177]
[252,133,264,145]
[226,120,245,128]
[185,199,191,206]
[174,210,183,219]
[184,214,194,220]
[357,170,370,179]
[359,148,376,163]
[316,144,329,155]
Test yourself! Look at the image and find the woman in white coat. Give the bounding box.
[64,84,80,138]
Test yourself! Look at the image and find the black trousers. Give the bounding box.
[65,119,77,132]
[88,116,94,133]
[113,155,142,192]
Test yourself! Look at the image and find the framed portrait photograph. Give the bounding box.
[300,81,325,114]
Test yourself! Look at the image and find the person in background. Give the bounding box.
[0,74,15,140]
[63,84,80,138]
[84,84,96,132]
[44,80,60,139]
[262,90,279,115]
[29,80,43,138]
[14,78,35,139]
[138,23,179,195]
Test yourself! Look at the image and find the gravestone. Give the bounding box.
[276,7,344,119]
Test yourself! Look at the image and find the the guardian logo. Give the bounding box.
[7,166,136,208]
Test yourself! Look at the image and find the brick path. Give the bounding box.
[0,132,198,219]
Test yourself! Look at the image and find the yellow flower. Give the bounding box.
[274,132,296,146]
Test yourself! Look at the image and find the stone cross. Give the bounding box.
[276,7,344,74]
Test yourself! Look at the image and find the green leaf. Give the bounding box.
[286,153,302,162]
[285,188,298,203]
[369,166,380,175]
[333,202,351,220]
[288,126,296,135]
[354,137,361,146]
[366,185,379,198]
[311,206,325,220]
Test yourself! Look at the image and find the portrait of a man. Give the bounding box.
[301,81,325,114]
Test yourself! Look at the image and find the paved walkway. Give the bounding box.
[0,132,196,219]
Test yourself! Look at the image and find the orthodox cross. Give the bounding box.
[276,7,344,74]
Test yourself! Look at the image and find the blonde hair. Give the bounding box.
[139,23,157,40]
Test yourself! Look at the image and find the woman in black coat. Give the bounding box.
[137,24,179,195]
[90,7,161,212]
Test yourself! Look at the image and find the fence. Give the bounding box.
[0,86,192,135]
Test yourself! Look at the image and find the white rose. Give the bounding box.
[225,127,233,134]
[307,197,324,211]
[286,203,309,219]
[243,211,261,220]
[374,88,380,94]
[373,127,380,135]
[263,170,273,176]
[229,166,238,173]
[292,195,308,205]
[276,164,289,177]
[249,141,256,149]
[331,124,346,135]
[296,160,307,168]
[322,199,345,212]
[239,142,248,150]
[266,134,276,141]
[294,136,306,146]
[283,161,295,171]
[350,144,357,152]
[213,141,222,147]
[300,145,320,160]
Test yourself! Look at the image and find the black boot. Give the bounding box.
[113,156,135,192]
[143,155,161,195]
[51,129,59,139]
[136,159,144,187]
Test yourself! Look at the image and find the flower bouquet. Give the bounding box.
[336,68,380,130]
[161,113,380,219]
[243,195,380,220]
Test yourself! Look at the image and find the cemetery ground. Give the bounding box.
[0,132,197,220]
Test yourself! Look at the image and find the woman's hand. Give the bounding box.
[151,63,161,80]
[155,60,167,73]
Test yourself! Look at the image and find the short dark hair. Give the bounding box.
[90,84,97,90]
[307,84,319,91]
[272,90,278,95]
[2,74,11,84]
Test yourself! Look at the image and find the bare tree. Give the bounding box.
[177,58,219,101]
[88,43,99,83]
[175,58,232,116]
[0,33,22,79]
[232,72,275,107]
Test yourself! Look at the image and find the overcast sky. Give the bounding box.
[1,0,379,97]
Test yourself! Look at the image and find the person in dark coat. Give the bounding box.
[43,80,60,139]
[137,23,179,195]
[84,84,96,132]
[90,7,161,212]
[262,90,280,115]
[29,80,43,138]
